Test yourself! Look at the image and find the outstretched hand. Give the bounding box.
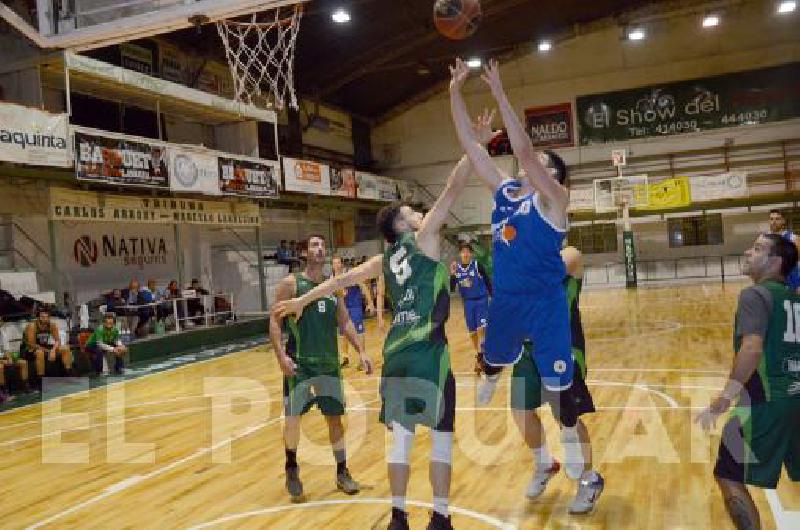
[449,58,470,92]
[473,108,497,144]
[480,59,503,95]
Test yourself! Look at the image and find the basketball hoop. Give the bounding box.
[216,4,303,110]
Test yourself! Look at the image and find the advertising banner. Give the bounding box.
[75,131,169,188]
[282,157,331,195]
[356,172,379,200]
[690,171,748,202]
[525,103,575,148]
[330,167,357,198]
[0,102,70,167]
[168,146,221,195]
[219,157,279,198]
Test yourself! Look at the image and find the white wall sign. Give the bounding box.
[568,187,595,212]
[169,146,221,195]
[282,157,331,195]
[0,101,70,167]
[690,171,748,202]
[356,172,379,200]
[612,149,627,167]
[376,176,400,202]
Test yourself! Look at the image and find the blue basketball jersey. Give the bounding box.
[454,260,489,300]
[491,179,566,294]
[780,230,800,290]
[344,284,363,309]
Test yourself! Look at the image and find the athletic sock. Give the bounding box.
[392,496,406,511]
[433,496,449,517]
[532,444,554,469]
[285,448,298,470]
[334,449,347,474]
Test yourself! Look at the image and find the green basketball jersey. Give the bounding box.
[735,280,800,402]
[285,273,339,367]
[382,232,450,359]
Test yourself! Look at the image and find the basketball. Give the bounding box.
[433,0,482,40]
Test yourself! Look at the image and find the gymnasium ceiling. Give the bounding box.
[167,0,680,122]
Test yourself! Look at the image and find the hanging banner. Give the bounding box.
[690,171,748,202]
[219,157,279,198]
[568,187,595,212]
[0,102,70,167]
[356,172,379,200]
[50,188,260,226]
[282,157,331,195]
[623,231,637,288]
[577,62,800,145]
[633,177,692,210]
[330,167,357,198]
[75,131,169,188]
[525,103,575,148]
[396,179,416,202]
[168,146,221,195]
[376,176,400,202]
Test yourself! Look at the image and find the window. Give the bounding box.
[567,223,618,254]
[668,213,724,247]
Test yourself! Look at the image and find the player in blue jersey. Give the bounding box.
[450,57,591,479]
[450,242,492,373]
[768,209,800,293]
[332,255,375,370]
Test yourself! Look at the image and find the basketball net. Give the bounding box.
[216,4,303,110]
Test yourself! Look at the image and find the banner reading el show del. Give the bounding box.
[577,62,800,145]
[525,103,575,148]
[75,131,169,187]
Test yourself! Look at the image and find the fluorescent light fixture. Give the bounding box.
[777,1,796,14]
[537,40,552,52]
[702,14,720,27]
[331,8,351,23]
[466,57,482,68]
[627,27,646,41]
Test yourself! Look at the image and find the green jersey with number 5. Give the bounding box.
[737,280,800,401]
[382,232,451,361]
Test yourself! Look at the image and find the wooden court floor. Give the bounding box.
[1,281,799,529]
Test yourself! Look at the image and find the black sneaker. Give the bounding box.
[336,468,360,495]
[387,508,409,530]
[427,511,454,530]
[285,466,304,502]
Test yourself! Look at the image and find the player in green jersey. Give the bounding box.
[273,111,492,529]
[269,234,374,503]
[696,233,800,530]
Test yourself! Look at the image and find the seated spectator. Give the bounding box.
[276,240,291,265]
[86,312,128,376]
[19,308,74,389]
[147,279,171,322]
[186,279,210,325]
[0,351,30,401]
[106,288,125,314]
[124,279,154,337]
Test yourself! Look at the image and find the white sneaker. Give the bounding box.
[568,471,604,514]
[477,373,500,405]
[561,429,585,480]
[525,460,560,499]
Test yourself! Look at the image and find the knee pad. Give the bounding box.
[387,421,414,465]
[430,429,453,465]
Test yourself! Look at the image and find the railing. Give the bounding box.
[102,293,235,337]
[583,255,746,286]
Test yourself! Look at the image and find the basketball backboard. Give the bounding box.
[1,0,305,52]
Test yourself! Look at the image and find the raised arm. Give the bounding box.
[449,58,506,191]
[273,256,383,319]
[481,60,568,208]
[415,153,471,258]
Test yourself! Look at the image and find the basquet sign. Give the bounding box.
[75,130,169,188]
[49,188,261,227]
[525,103,575,148]
[576,62,800,145]
[0,101,71,167]
[219,157,279,198]
[282,157,331,195]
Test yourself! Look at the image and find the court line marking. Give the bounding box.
[25,397,381,530]
[187,498,516,529]
[766,490,800,530]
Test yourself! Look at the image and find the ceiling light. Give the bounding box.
[627,27,646,41]
[538,40,552,52]
[331,8,351,23]
[466,57,482,69]
[777,1,796,14]
[702,14,720,27]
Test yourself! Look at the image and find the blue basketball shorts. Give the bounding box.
[463,297,489,333]
[483,288,574,391]
[339,305,365,335]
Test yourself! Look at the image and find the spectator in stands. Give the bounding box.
[289,240,298,259]
[124,278,154,337]
[19,307,74,388]
[276,240,291,265]
[0,351,30,401]
[147,279,170,322]
[106,288,125,314]
[166,280,180,298]
[86,312,127,376]
[187,279,210,325]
